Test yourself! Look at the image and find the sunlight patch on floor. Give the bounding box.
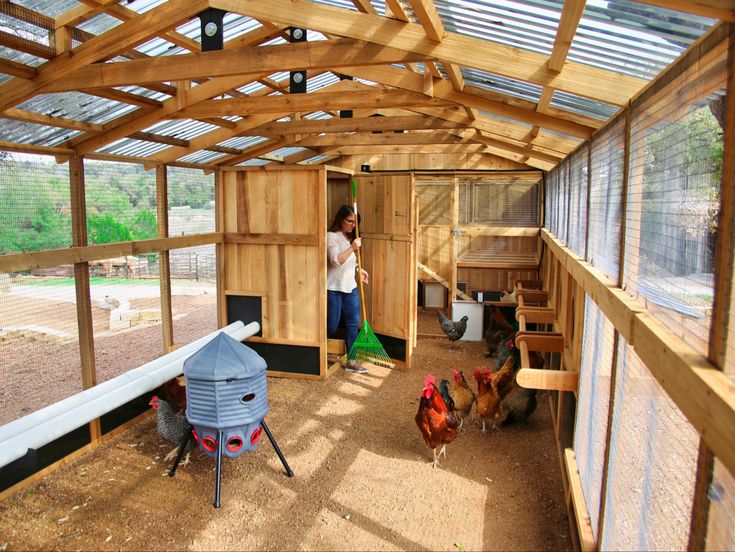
[330,449,487,550]
[267,434,334,478]
[348,364,393,389]
[316,395,364,418]
[192,472,298,551]
[301,507,402,551]
[336,380,373,397]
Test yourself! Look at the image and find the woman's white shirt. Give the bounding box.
[327,231,357,292]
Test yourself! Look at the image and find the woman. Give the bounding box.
[327,205,369,373]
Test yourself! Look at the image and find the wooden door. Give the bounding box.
[219,167,327,379]
[355,173,417,366]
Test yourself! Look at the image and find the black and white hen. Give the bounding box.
[149,395,194,466]
[437,311,468,348]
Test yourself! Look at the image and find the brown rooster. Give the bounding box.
[473,360,515,433]
[451,369,475,430]
[415,374,458,468]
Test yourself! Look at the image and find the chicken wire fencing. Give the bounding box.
[567,146,589,258]
[0,154,84,426]
[588,117,625,282]
[416,180,452,225]
[574,295,615,539]
[601,338,699,551]
[624,38,727,357]
[457,174,541,226]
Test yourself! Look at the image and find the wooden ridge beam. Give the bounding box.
[42,39,433,92]
[175,89,455,118]
[250,114,470,135]
[296,131,468,147]
[211,0,648,105]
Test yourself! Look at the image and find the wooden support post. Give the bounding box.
[689,24,735,551]
[156,165,174,352]
[69,155,101,442]
[449,176,459,315]
[564,448,596,552]
[215,170,226,328]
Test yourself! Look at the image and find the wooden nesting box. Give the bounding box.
[218,166,417,379]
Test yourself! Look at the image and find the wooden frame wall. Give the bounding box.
[540,22,735,551]
[0,152,221,489]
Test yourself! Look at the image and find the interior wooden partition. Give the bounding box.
[415,172,542,310]
[218,166,418,377]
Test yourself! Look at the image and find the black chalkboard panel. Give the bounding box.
[244,342,320,376]
[226,295,263,337]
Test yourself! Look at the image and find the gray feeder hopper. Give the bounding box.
[169,331,293,508]
[184,332,268,457]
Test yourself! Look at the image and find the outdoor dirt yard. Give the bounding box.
[0,309,571,551]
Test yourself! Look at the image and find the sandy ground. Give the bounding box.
[0,309,571,551]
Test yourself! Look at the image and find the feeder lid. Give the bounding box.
[184,332,267,381]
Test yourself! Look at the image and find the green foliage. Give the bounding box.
[129,209,158,240]
[88,213,133,244]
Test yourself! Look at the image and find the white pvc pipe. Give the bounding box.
[0,320,260,469]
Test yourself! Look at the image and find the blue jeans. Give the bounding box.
[327,288,361,353]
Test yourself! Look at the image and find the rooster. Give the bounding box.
[437,311,468,349]
[415,374,458,468]
[149,395,194,466]
[451,369,475,430]
[473,360,514,433]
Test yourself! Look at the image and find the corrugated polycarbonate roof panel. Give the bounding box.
[15,91,138,126]
[434,0,557,55]
[14,0,78,18]
[551,89,619,120]
[99,138,171,158]
[0,119,81,145]
[462,69,543,103]
[217,136,268,150]
[178,150,228,164]
[237,158,270,166]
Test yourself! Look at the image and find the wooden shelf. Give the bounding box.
[457,250,539,270]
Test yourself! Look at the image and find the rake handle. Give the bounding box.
[352,184,368,324]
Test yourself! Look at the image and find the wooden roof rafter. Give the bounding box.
[210,0,649,106]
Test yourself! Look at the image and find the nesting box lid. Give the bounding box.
[184,332,266,381]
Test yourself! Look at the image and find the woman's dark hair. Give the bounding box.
[328,204,360,241]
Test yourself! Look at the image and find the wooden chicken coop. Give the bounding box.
[0,0,733,550]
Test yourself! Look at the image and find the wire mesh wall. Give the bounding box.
[89,260,162,384]
[0,153,72,254]
[0,264,83,426]
[416,180,452,225]
[545,169,559,236]
[567,146,589,258]
[0,154,83,425]
[171,245,218,347]
[588,117,625,282]
[166,167,215,236]
[601,338,699,550]
[458,175,540,226]
[624,39,727,357]
[574,295,615,539]
[84,160,158,248]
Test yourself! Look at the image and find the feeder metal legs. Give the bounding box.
[168,425,194,478]
[262,419,293,477]
[214,430,224,508]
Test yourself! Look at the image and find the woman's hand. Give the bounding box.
[360,269,369,284]
[351,237,362,251]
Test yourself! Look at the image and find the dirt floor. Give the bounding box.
[0,309,571,551]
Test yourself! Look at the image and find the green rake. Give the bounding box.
[347,179,394,369]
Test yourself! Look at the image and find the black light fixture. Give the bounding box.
[338,74,353,119]
[289,27,307,94]
[360,164,372,173]
[199,8,227,52]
